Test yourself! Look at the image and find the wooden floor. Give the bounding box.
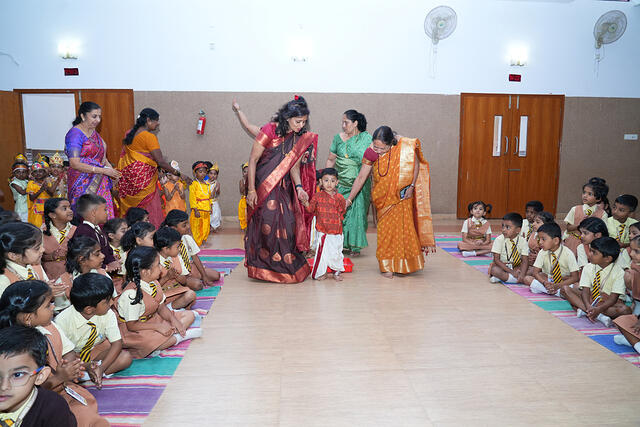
[146,223,640,426]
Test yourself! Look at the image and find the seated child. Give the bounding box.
[125,207,149,227]
[526,222,579,296]
[9,159,29,222]
[613,236,640,350]
[26,162,50,229]
[0,211,20,225]
[154,227,202,309]
[121,222,156,253]
[55,273,133,386]
[576,217,608,272]
[162,209,221,286]
[521,200,543,240]
[526,211,555,275]
[74,194,119,272]
[563,177,609,255]
[489,213,529,284]
[303,168,346,281]
[162,171,186,213]
[562,237,631,327]
[189,162,213,246]
[208,163,222,232]
[0,325,76,426]
[41,198,76,282]
[104,217,128,288]
[238,162,249,232]
[115,246,202,359]
[607,194,638,249]
[58,236,111,298]
[457,200,492,257]
[617,223,640,272]
[622,236,640,314]
[0,280,108,425]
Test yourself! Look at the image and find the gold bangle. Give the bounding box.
[248,189,256,194]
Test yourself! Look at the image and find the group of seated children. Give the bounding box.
[466,177,639,352]
[0,193,222,425]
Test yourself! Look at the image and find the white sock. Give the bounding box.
[489,276,501,283]
[633,302,640,316]
[173,328,203,344]
[530,280,547,294]
[554,289,562,298]
[462,250,476,257]
[634,342,640,354]
[576,308,586,318]
[596,313,612,327]
[614,334,632,347]
[505,274,518,284]
[192,311,202,327]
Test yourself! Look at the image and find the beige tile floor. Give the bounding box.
[145,222,640,426]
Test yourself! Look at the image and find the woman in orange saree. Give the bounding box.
[118,108,187,228]
[347,126,435,278]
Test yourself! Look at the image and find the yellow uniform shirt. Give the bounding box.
[606,217,639,245]
[533,245,579,277]
[54,305,122,353]
[579,262,626,296]
[0,261,49,297]
[491,235,529,264]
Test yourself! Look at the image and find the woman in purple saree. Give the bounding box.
[64,102,121,217]
[245,97,317,283]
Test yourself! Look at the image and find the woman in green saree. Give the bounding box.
[325,110,372,255]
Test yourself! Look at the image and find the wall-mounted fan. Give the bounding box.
[593,10,627,75]
[424,5,457,78]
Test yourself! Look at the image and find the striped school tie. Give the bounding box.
[510,241,521,267]
[585,208,593,216]
[113,247,121,259]
[617,224,625,242]
[550,252,563,283]
[79,322,97,363]
[591,269,602,301]
[149,281,158,297]
[26,267,35,280]
[0,418,16,426]
[163,259,171,269]
[58,227,67,244]
[179,242,192,272]
[526,225,533,240]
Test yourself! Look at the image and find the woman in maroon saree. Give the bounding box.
[245,97,317,283]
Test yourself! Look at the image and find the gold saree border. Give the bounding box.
[378,253,425,274]
[247,263,310,283]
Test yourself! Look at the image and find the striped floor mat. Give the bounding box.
[436,234,640,367]
[87,248,245,426]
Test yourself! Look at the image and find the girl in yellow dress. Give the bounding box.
[26,162,50,228]
[238,162,248,231]
[189,161,212,246]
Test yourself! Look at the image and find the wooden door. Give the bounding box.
[79,90,135,165]
[457,94,511,218]
[0,91,26,209]
[505,95,564,214]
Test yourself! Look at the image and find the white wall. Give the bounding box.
[0,0,639,97]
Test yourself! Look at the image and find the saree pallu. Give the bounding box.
[299,135,318,252]
[117,133,164,228]
[64,127,115,218]
[245,131,315,283]
[332,132,372,252]
[368,138,434,274]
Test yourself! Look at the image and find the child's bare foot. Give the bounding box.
[381,272,394,279]
[350,251,360,257]
[333,272,343,281]
[316,273,328,281]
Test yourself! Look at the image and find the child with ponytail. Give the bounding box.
[57,236,113,296]
[41,198,76,281]
[0,280,109,426]
[457,201,493,257]
[121,221,156,253]
[563,177,609,255]
[115,246,202,359]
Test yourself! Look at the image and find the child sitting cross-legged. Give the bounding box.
[0,325,76,426]
[562,237,631,327]
[607,194,638,249]
[612,236,640,351]
[525,211,555,275]
[488,212,529,284]
[525,222,579,296]
[55,273,133,388]
[576,217,608,273]
[457,201,493,257]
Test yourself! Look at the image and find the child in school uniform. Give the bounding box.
[120,221,156,253]
[563,177,609,255]
[73,194,120,273]
[10,156,29,222]
[41,198,76,282]
[55,273,133,385]
[489,213,529,284]
[0,280,109,426]
[576,217,608,272]
[189,161,212,246]
[526,222,579,296]
[521,200,543,240]
[616,222,640,271]
[238,162,249,231]
[115,246,202,359]
[162,170,186,213]
[57,236,111,299]
[104,217,128,289]
[612,236,640,351]
[207,163,222,232]
[606,194,638,249]
[563,237,631,327]
[526,211,555,276]
[303,168,347,281]
[162,209,221,286]
[457,201,493,257]
[0,325,77,427]
[124,207,149,227]
[26,162,51,229]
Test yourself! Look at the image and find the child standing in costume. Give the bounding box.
[46,152,67,198]
[457,201,493,257]
[10,154,29,222]
[26,162,50,228]
[207,163,222,232]
[189,161,212,246]
[162,170,186,213]
[238,162,249,231]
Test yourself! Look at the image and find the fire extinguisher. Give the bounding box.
[196,110,206,135]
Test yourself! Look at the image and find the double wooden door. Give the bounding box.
[457,93,564,218]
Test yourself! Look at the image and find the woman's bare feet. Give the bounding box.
[333,272,343,281]
[381,272,394,279]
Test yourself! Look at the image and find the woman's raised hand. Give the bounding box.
[232,100,240,112]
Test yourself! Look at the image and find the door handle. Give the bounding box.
[514,136,519,154]
[504,136,509,155]
[507,169,520,171]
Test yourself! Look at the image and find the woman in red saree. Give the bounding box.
[347,126,436,278]
[245,97,317,283]
[118,108,187,228]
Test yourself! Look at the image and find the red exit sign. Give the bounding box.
[64,68,79,76]
[509,74,521,82]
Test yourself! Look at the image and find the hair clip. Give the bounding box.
[294,95,299,101]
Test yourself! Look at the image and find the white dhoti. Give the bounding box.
[312,231,344,279]
[210,200,222,229]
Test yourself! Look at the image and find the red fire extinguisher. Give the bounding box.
[196,110,206,135]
